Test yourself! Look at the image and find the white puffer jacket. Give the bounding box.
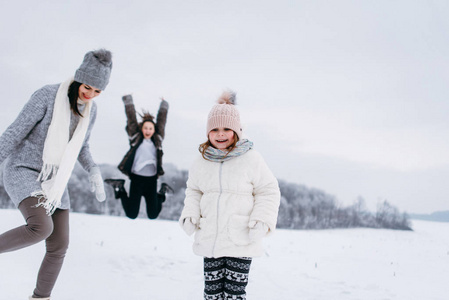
[179,149,280,258]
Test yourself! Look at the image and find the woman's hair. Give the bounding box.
[199,131,240,160]
[68,81,83,117]
[138,110,157,133]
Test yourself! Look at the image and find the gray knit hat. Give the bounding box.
[74,49,112,90]
[207,90,242,139]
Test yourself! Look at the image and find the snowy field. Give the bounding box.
[0,208,447,300]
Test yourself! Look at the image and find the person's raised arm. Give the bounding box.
[122,94,140,140]
[155,97,169,139]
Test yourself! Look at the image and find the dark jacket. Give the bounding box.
[118,95,169,178]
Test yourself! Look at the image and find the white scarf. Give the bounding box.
[32,77,92,215]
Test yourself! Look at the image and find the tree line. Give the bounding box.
[0,162,412,231]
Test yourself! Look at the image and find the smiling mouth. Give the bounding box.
[216,139,228,143]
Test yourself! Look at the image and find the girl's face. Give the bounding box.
[78,84,101,103]
[208,127,235,150]
[142,121,155,139]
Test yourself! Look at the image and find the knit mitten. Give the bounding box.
[122,94,133,105]
[89,167,106,202]
[248,221,269,242]
[182,217,198,236]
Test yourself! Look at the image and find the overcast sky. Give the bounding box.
[0,0,448,214]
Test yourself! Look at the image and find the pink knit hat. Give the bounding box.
[207,90,242,139]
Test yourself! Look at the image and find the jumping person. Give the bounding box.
[179,90,281,300]
[0,49,113,300]
[105,95,172,219]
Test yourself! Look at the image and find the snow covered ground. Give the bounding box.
[0,208,447,300]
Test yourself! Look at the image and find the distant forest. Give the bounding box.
[0,162,412,231]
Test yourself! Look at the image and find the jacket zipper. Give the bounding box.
[211,161,224,256]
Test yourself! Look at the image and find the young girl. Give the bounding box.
[0,49,113,299]
[179,90,280,300]
[105,95,172,219]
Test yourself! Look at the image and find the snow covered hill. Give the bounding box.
[0,209,447,300]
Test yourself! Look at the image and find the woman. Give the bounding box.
[0,49,113,300]
[105,94,172,220]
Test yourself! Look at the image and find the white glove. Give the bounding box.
[89,167,106,202]
[248,221,269,242]
[182,217,198,236]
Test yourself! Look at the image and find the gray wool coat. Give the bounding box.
[0,84,98,209]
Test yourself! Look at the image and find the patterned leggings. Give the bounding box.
[204,257,252,300]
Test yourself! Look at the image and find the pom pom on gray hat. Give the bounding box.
[207,89,242,139]
[74,49,113,91]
